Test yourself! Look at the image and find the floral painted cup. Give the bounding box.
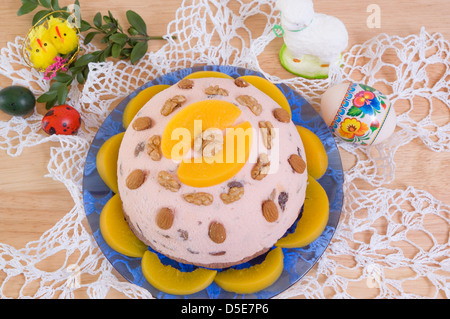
[320,82,396,145]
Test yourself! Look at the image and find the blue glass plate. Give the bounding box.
[82,65,344,299]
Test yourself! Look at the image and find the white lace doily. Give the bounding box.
[0,0,449,299]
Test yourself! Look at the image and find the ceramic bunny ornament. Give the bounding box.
[274,0,348,79]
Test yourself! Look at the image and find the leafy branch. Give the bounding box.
[18,0,172,109]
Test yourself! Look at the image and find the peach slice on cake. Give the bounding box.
[99,194,148,257]
[213,247,284,294]
[161,100,242,160]
[183,70,234,80]
[123,85,170,129]
[141,250,217,295]
[177,121,253,187]
[238,75,291,117]
[296,125,328,179]
[276,175,329,248]
[96,132,124,194]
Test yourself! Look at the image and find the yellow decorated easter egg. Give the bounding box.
[321,82,396,145]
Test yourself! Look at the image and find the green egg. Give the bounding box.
[0,86,36,116]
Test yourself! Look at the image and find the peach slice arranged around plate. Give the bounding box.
[238,75,291,117]
[276,175,329,248]
[96,132,124,194]
[296,125,328,179]
[122,84,170,129]
[141,250,217,295]
[213,247,284,294]
[99,194,148,258]
[183,70,234,80]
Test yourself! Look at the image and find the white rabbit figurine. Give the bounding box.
[274,0,348,79]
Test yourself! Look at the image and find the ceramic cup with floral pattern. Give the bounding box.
[320,82,396,145]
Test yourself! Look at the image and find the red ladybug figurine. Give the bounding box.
[41,105,81,135]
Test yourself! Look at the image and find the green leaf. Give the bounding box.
[127,27,139,36]
[44,101,54,110]
[101,22,115,33]
[100,35,109,44]
[100,44,113,60]
[17,2,39,16]
[32,9,51,25]
[76,71,85,84]
[110,33,128,45]
[108,11,115,23]
[50,0,60,10]
[93,12,102,28]
[347,106,363,117]
[90,50,103,60]
[54,72,73,84]
[57,85,68,105]
[127,38,138,47]
[37,90,57,103]
[130,41,148,64]
[45,97,57,110]
[358,84,375,92]
[79,19,92,32]
[68,65,83,74]
[108,11,121,31]
[74,53,96,67]
[22,0,39,5]
[111,43,122,59]
[49,81,65,90]
[84,31,99,45]
[39,0,51,8]
[82,67,89,79]
[126,10,147,35]
[120,47,132,58]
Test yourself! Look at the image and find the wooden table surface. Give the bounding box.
[0,0,449,299]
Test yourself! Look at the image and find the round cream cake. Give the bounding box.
[116,76,308,268]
